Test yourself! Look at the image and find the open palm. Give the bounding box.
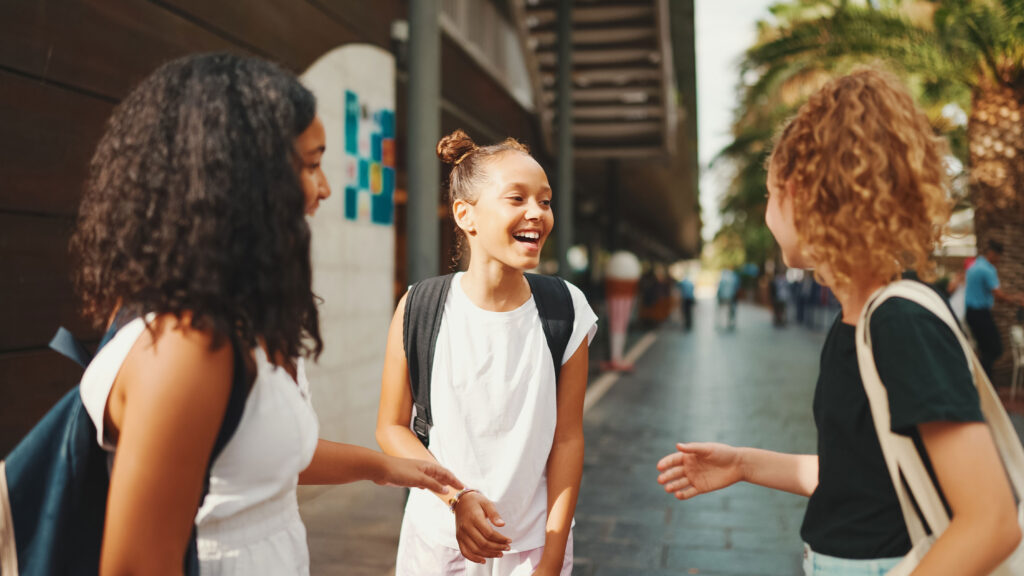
[656,442,744,500]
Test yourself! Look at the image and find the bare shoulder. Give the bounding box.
[127,313,233,382]
[108,313,234,439]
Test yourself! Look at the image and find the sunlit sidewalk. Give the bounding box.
[571,299,826,576]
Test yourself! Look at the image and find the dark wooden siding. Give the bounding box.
[0,0,542,454]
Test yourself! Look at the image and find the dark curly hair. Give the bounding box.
[71,53,323,360]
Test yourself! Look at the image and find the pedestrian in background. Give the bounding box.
[376,130,598,576]
[679,275,695,331]
[657,69,1021,575]
[771,271,790,328]
[716,268,739,330]
[965,240,1024,379]
[71,53,460,576]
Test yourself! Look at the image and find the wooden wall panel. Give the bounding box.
[0,0,241,100]
[159,0,363,72]
[0,349,86,455]
[0,71,113,215]
[311,0,405,50]
[0,214,92,351]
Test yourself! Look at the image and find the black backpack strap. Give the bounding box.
[525,274,575,382]
[403,274,454,448]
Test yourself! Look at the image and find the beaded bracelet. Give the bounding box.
[447,488,478,513]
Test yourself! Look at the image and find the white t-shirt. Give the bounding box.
[402,273,598,552]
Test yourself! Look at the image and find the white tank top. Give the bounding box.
[79,317,319,569]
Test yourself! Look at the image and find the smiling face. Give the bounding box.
[295,116,330,216]
[454,151,554,271]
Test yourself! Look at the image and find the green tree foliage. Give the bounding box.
[718,0,1024,270]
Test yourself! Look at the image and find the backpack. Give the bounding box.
[0,316,249,576]
[403,273,574,447]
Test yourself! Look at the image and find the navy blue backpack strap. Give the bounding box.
[403,274,454,448]
[525,274,575,382]
[49,328,94,369]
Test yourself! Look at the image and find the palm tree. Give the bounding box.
[730,0,1024,381]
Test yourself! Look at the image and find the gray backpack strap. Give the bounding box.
[403,274,454,448]
[525,273,575,382]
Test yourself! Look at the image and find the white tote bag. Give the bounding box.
[856,280,1024,576]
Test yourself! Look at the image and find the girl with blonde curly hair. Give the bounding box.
[656,68,1021,574]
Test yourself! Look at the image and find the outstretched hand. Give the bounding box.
[657,442,744,500]
[377,456,464,493]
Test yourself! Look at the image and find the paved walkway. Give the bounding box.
[572,299,826,576]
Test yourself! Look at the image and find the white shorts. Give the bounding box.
[395,520,573,576]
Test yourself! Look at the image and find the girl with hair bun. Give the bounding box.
[377,129,598,575]
[656,68,1021,574]
[72,53,461,576]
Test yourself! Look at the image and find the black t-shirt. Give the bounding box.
[800,296,984,559]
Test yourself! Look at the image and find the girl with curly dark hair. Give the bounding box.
[71,53,460,575]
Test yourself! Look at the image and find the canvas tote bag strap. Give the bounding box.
[886,281,1024,497]
[856,286,937,541]
[856,282,966,537]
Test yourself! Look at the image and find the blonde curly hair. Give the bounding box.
[768,68,951,289]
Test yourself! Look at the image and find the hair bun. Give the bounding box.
[437,129,478,166]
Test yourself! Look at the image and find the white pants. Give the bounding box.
[395,520,573,576]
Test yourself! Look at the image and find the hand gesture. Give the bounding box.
[656,442,744,500]
[377,456,464,493]
[454,491,511,564]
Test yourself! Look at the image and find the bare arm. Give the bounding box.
[739,448,819,497]
[101,316,233,576]
[298,438,460,492]
[303,292,462,491]
[536,340,588,574]
[909,421,1021,575]
[992,287,1024,306]
[375,294,455,497]
[658,444,818,499]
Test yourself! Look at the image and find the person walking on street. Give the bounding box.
[679,276,695,331]
[376,130,598,576]
[657,69,1021,575]
[771,272,790,328]
[964,240,1024,379]
[717,269,739,330]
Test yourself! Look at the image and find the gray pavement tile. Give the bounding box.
[572,538,664,570]
[665,547,802,576]
[573,300,825,574]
